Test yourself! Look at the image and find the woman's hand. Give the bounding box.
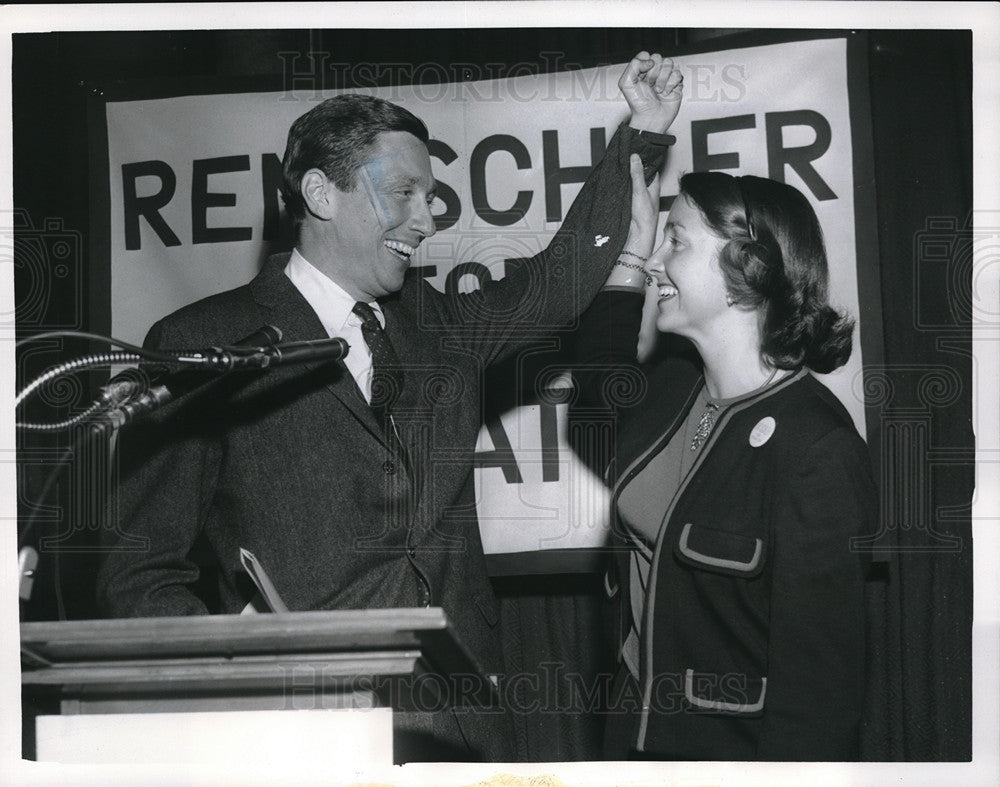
[620,51,683,134]
[604,154,661,291]
[626,153,661,258]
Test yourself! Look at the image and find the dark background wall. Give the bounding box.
[12,28,972,761]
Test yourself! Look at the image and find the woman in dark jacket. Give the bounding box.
[572,151,879,761]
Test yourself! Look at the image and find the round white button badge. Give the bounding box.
[749,416,776,448]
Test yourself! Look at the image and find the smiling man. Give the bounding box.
[284,97,438,303]
[97,81,679,762]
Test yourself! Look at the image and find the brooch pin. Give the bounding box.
[690,403,720,451]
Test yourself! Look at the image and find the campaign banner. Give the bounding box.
[105,37,863,562]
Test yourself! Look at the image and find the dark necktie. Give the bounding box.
[352,301,404,426]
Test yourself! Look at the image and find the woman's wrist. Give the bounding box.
[619,249,648,266]
[625,212,656,253]
[605,252,651,291]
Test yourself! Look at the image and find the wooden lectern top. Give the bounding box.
[21,607,498,712]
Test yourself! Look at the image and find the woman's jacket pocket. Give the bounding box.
[673,522,766,578]
[684,668,767,716]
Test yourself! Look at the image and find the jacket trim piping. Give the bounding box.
[610,378,704,560]
[677,522,763,573]
[684,669,767,713]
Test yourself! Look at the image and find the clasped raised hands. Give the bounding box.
[619,51,683,134]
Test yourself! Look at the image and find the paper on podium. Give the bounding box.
[239,547,289,613]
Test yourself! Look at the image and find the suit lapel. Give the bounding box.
[249,254,388,447]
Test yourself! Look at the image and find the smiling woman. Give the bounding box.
[647,194,731,345]
[571,147,878,761]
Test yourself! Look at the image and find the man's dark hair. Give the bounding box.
[281,94,430,222]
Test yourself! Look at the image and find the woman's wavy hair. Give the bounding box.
[678,171,854,374]
[281,94,429,223]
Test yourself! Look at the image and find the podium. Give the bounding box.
[21,607,497,765]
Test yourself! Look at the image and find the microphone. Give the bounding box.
[102,324,314,426]
[100,325,285,409]
[228,336,350,369]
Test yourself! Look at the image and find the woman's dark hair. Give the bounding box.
[281,94,430,223]
[678,171,854,373]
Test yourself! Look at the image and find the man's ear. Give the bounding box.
[301,168,336,220]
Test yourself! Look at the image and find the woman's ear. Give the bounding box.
[300,168,335,220]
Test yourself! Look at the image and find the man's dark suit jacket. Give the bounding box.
[96,124,671,760]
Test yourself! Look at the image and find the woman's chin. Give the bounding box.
[655,312,678,334]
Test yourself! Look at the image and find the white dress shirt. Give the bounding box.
[283,249,381,404]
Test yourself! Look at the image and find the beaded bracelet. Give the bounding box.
[614,258,647,275]
[619,250,648,264]
[613,259,653,287]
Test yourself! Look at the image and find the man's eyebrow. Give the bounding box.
[382,174,429,187]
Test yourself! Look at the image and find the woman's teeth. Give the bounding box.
[658,284,678,300]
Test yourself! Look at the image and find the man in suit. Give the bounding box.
[97,56,681,760]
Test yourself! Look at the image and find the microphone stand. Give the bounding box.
[15,326,284,611]
[15,325,349,611]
